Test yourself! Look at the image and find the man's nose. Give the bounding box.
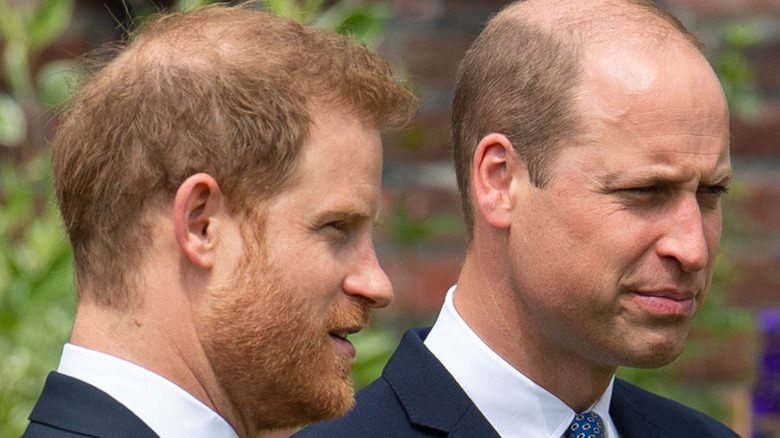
[655,195,711,272]
[342,242,393,308]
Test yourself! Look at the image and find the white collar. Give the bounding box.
[424,286,619,438]
[58,343,239,438]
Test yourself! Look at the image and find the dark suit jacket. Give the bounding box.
[296,328,739,437]
[22,372,159,438]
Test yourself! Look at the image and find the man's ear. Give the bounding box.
[174,173,224,269]
[472,133,524,230]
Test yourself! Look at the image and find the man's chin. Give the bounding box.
[315,394,356,422]
[619,340,687,369]
[320,376,357,419]
[246,379,355,432]
[295,373,356,423]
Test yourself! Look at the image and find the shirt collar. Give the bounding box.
[424,285,619,438]
[58,343,239,438]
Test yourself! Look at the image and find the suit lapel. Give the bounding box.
[610,379,661,438]
[28,372,159,438]
[382,328,501,437]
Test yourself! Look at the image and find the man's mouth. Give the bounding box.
[329,330,351,340]
[630,288,697,318]
[329,325,363,339]
[328,327,363,358]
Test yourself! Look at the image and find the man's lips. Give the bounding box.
[630,288,697,318]
[329,326,363,358]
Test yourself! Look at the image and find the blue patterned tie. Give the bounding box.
[564,411,605,438]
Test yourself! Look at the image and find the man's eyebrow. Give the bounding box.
[703,168,733,185]
[599,170,680,188]
[317,206,379,224]
[600,166,734,188]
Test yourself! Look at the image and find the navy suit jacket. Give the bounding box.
[22,372,159,438]
[296,328,739,437]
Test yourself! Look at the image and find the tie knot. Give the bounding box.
[564,411,604,438]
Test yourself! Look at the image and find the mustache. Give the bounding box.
[325,298,372,330]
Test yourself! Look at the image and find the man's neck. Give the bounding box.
[454,257,616,412]
[70,300,251,437]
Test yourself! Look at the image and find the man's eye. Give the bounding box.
[698,185,730,196]
[697,185,729,210]
[621,185,663,195]
[326,221,348,232]
[614,185,671,209]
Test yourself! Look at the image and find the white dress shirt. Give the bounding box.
[424,286,620,438]
[58,343,239,438]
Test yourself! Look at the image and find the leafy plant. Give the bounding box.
[265,0,391,47]
[714,20,765,122]
[0,156,75,435]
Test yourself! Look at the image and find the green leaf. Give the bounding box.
[174,0,222,13]
[313,1,391,47]
[723,22,759,49]
[264,0,298,20]
[0,93,26,147]
[36,59,85,109]
[0,0,22,43]
[300,0,328,23]
[28,0,76,52]
[351,323,400,389]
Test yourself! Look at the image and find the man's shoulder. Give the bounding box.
[22,372,159,438]
[611,378,739,437]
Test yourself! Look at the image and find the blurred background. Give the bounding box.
[0,0,778,437]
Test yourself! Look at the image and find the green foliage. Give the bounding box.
[0,0,76,101]
[350,321,401,390]
[311,0,391,48]
[384,200,463,248]
[26,0,76,52]
[263,0,390,47]
[0,157,75,436]
[35,60,86,110]
[715,22,764,121]
[1,1,81,435]
[0,93,26,146]
[264,0,328,23]
[174,0,222,12]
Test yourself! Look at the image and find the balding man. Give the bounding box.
[22,4,415,438]
[297,0,738,436]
